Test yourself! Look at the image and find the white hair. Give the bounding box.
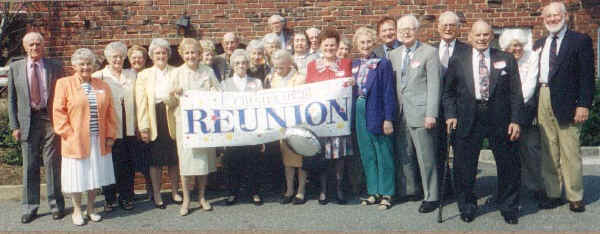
[263,33,282,44]
[305,27,321,35]
[104,41,128,58]
[71,48,97,66]
[148,38,172,60]
[397,14,420,30]
[246,39,264,52]
[438,11,460,25]
[543,1,568,16]
[22,32,44,44]
[499,29,528,51]
[223,32,239,42]
[230,49,249,65]
[269,14,285,24]
[271,49,292,64]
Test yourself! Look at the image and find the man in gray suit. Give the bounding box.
[389,15,442,213]
[7,32,65,223]
[213,32,240,81]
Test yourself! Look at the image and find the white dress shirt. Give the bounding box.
[438,39,456,61]
[400,41,419,72]
[518,50,540,103]
[232,73,248,91]
[539,26,567,84]
[153,66,170,104]
[472,48,491,100]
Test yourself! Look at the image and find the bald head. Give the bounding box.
[468,20,493,51]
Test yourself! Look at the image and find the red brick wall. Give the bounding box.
[23,0,599,73]
[19,0,600,189]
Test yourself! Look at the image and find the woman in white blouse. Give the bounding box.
[135,38,182,209]
[167,38,221,216]
[499,29,545,201]
[92,41,138,212]
[221,49,265,206]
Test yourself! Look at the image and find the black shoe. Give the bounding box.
[119,200,135,211]
[292,196,306,205]
[538,198,562,209]
[400,194,423,202]
[21,212,37,224]
[418,201,439,213]
[318,197,328,205]
[280,195,294,204]
[225,195,238,206]
[502,215,519,224]
[335,196,347,205]
[52,211,65,220]
[460,212,475,223]
[569,201,585,213]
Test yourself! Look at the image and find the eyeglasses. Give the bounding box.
[398,27,416,33]
[440,23,458,29]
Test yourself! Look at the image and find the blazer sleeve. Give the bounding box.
[52,78,75,138]
[103,84,118,140]
[442,55,458,120]
[575,34,595,109]
[135,71,150,132]
[7,63,20,130]
[425,49,441,118]
[380,59,397,121]
[507,55,525,125]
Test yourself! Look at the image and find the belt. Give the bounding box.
[540,83,549,87]
[31,108,47,113]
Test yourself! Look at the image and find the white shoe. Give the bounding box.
[84,211,102,222]
[72,214,85,226]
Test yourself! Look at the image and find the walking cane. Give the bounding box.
[437,128,455,223]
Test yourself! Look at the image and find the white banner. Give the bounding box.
[180,78,353,148]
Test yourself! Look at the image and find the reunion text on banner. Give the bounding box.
[180,78,353,148]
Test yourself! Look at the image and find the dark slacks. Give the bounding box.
[223,145,261,196]
[21,111,64,215]
[103,137,137,202]
[453,103,520,216]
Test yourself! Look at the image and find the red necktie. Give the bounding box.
[30,63,41,108]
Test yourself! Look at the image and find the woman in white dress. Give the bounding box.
[53,48,117,225]
[166,38,220,216]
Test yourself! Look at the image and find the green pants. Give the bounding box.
[355,97,396,196]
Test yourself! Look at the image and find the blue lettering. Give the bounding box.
[266,107,287,130]
[328,97,349,124]
[186,109,209,134]
[305,102,327,126]
[213,110,234,133]
[239,108,259,132]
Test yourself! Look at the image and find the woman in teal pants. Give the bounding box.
[351,27,398,210]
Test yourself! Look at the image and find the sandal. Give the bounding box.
[103,201,117,213]
[200,198,213,211]
[360,195,379,206]
[378,196,392,210]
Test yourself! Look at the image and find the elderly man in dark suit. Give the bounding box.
[535,1,595,213]
[443,20,524,224]
[7,32,65,223]
[432,10,470,197]
[373,16,401,58]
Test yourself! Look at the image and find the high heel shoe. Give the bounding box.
[153,201,166,209]
[72,214,85,226]
[318,193,328,205]
[179,207,189,216]
[171,193,183,205]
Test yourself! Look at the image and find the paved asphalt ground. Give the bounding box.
[1,162,600,233]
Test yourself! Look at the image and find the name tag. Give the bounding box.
[335,71,345,77]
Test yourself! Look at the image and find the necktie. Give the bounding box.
[30,63,41,108]
[478,51,490,101]
[549,35,558,76]
[401,48,411,86]
[385,46,391,58]
[441,44,450,68]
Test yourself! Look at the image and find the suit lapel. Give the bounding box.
[462,51,475,98]
[488,49,501,97]
[20,60,32,104]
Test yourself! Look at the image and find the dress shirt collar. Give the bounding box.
[472,47,490,59]
[403,41,419,54]
[27,57,44,68]
[440,39,456,49]
[548,26,567,40]
[383,40,401,52]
